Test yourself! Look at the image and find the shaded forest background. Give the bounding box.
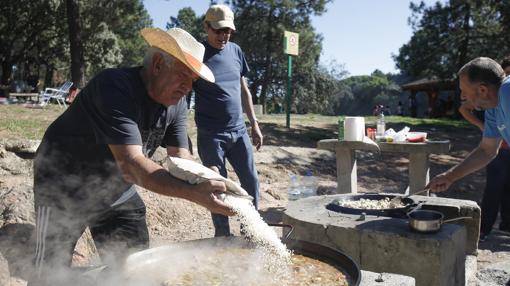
[1,0,510,116]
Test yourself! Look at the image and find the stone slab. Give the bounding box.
[283,195,468,286]
[317,139,451,154]
[361,270,415,286]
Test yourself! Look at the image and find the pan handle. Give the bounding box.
[268,223,294,242]
[442,216,472,224]
[405,202,425,217]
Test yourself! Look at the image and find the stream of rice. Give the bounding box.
[223,195,292,273]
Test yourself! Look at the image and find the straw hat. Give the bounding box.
[205,4,236,31]
[141,27,214,82]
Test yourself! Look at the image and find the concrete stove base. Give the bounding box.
[361,270,415,285]
[283,195,468,286]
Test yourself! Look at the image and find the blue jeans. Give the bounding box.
[197,127,260,236]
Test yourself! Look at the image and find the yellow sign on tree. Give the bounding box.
[283,31,299,56]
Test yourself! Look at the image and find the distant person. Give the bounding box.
[372,105,380,116]
[396,101,404,116]
[30,27,234,286]
[428,57,510,237]
[27,74,40,93]
[384,105,392,115]
[502,57,510,76]
[408,95,417,117]
[193,4,261,236]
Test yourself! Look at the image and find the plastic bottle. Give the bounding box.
[288,174,302,201]
[301,170,318,198]
[376,112,385,137]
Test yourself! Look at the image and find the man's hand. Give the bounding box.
[251,122,263,150]
[427,172,455,193]
[192,180,235,216]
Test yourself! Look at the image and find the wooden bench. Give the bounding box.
[317,139,451,194]
[9,93,40,101]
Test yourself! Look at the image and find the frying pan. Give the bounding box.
[407,209,471,233]
[326,194,420,218]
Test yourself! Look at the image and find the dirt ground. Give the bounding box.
[1,119,509,285]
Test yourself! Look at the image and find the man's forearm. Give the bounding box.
[445,146,495,181]
[110,145,197,200]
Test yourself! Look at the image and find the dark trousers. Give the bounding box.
[480,149,510,235]
[30,192,149,286]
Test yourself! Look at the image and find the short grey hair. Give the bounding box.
[458,57,505,87]
[143,47,174,69]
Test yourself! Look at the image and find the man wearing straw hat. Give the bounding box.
[30,28,234,285]
[193,4,262,237]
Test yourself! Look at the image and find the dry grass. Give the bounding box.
[0,104,64,140]
[0,104,471,144]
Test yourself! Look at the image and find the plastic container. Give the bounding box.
[301,170,318,198]
[376,113,385,136]
[407,132,427,143]
[288,174,302,201]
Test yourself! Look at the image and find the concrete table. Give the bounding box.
[317,139,450,194]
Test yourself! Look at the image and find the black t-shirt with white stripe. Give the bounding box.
[34,67,188,209]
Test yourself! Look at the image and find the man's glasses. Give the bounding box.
[207,23,233,35]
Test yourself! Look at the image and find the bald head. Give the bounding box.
[458,57,505,87]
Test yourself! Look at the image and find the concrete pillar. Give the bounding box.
[408,152,429,194]
[335,146,357,194]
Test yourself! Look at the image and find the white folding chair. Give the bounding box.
[39,81,73,108]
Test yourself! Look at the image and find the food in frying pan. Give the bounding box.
[337,197,405,209]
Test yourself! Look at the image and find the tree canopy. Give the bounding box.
[394,0,510,79]
[0,0,151,87]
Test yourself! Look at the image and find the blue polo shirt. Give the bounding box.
[484,77,510,143]
[193,41,249,132]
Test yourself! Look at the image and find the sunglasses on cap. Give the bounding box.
[207,23,234,35]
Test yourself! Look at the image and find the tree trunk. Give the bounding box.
[456,3,471,70]
[44,65,54,88]
[66,0,85,88]
[1,61,13,85]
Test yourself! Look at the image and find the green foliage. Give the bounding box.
[0,0,65,84]
[232,0,336,113]
[80,0,152,75]
[0,0,151,85]
[336,72,401,115]
[166,7,204,40]
[394,1,510,78]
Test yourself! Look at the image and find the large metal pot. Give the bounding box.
[407,209,471,233]
[326,194,420,218]
[122,236,361,286]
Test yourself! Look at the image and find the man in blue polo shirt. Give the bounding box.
[193,4,262,236]
[429,57,510,198]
